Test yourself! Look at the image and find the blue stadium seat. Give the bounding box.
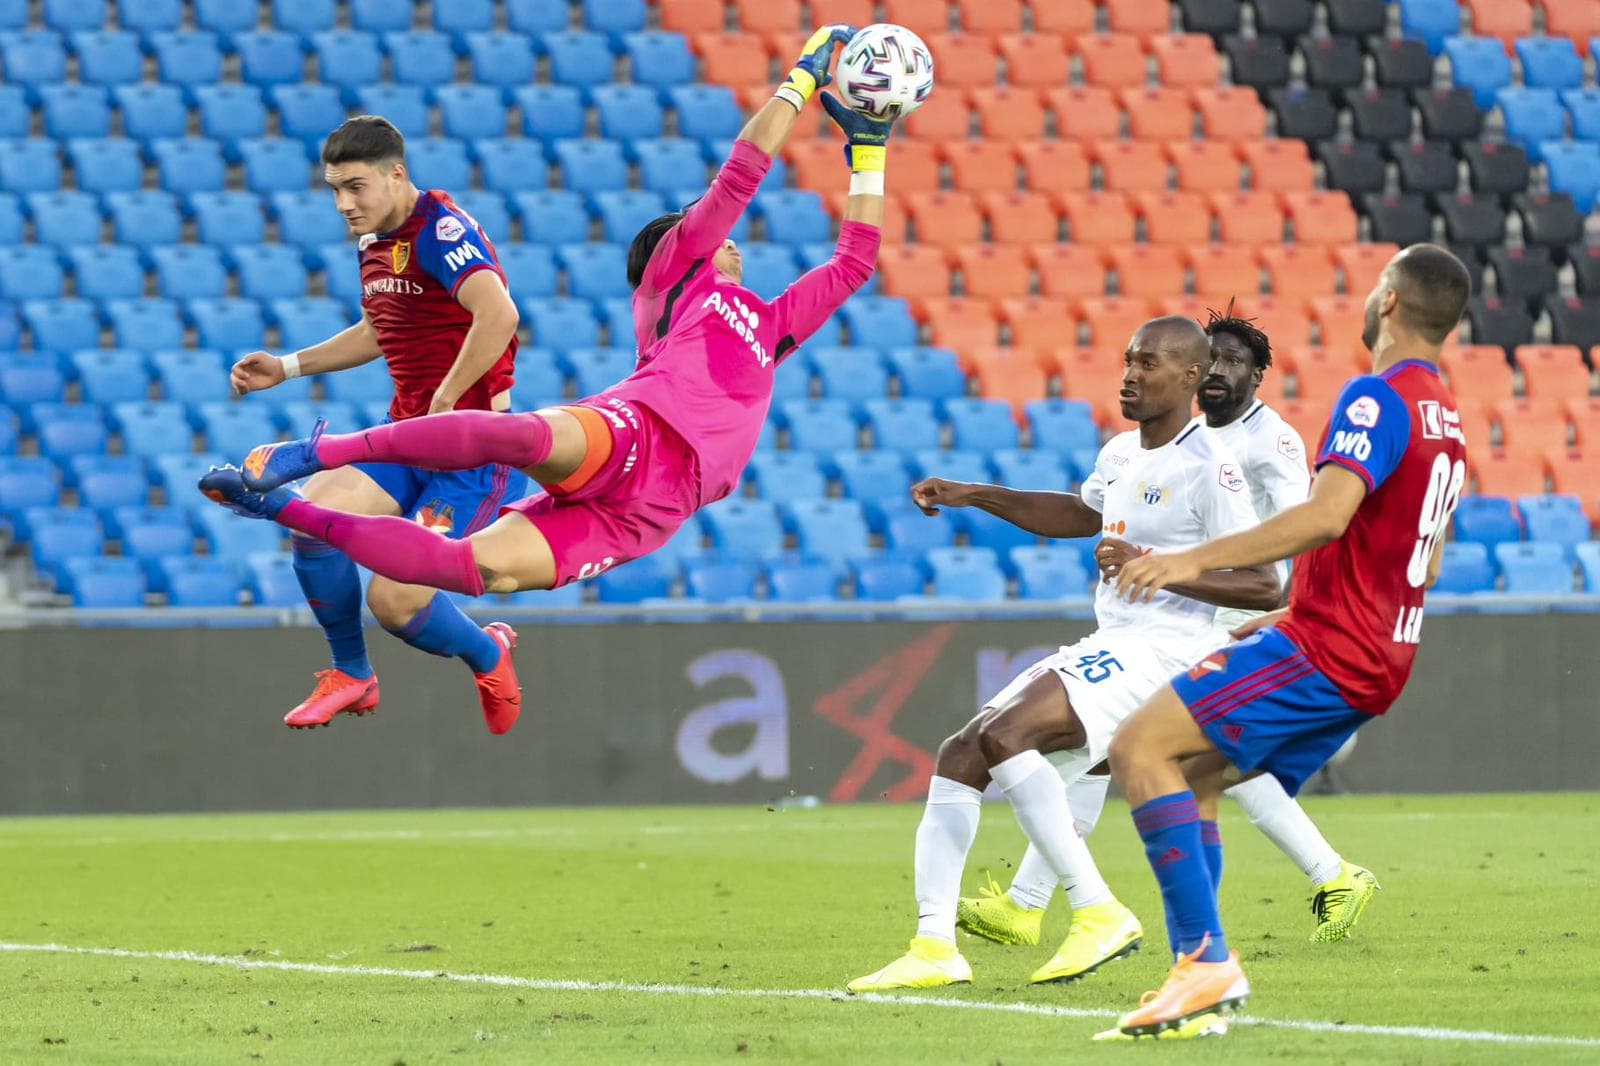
[198,402,280,459]
[190,190,267,246]
[150,451,226,505]
[853,554,924,600]
[755,190,833,247]
[194,85,269,153]
[1516,36,1584,91]
[888,347,966,403]
[593,85,666,141]
[1397,0,1461,54]
[63,556,144,607]
[523,297,600,351]
[281,400,359,434]
[239,138,313,194]
[0,360,66,408]
[1012,545,1091,598]
[594,553,677,603]
[781,399,859,454]
[1442,37,1511,110]
[22,299,100,352]
[312,31,383,103]
[599,298,634,349]
[1577,541,1600,592]
[745,451,828,500]
[927,546,1007,601]
[0,457,61,533]
[116,0,181,35]
[321,357,394,406]
[199,506,285,568]
[0,140,62,195]
[72,350,150,406]
[559,243,630,302]
[151,244,230,299]
[863,398,940,453]
[65,138,146,194]
[1434,541,1496,594]
[269,191,346,254]
[227,244,308,302]
[702,498,785,560]
[766,556,840,603]
[508,0,571,34]
[114,402,195,460]
[564,347,636,396]
[1454,495,1522,548]
[71,244,144,303]
[42,0,103,31]
[829,449,909,504]
[840,296,919,350]
[273,0,335,35]
[514,85,587,143]
[39,84,112,140]
[465,32,536,90]
[1563,88,1600,143]
[160,556,240,606]
[0,411,15,455]
[1026,399,1101,457]
[737,243,799,301]
[113,84,188,143]
[0,0,25,23]
[497,244,560,300]
[510,347,567,406]
[0,30,67,86]
[669,85,745,143]
[404,138,473,190]
[29,191,104,249]
[812,348,890,403]
[107,297,186,350]
[1518,494,1591,560]
[384,30,456,88]
[126,519,197,590]
[453,190,511,245]
[29,509,105,586]
[0,84,26,137]
[437,84,508,141]
[248,551,301,607]
[38,411,109,463]
[106,190,183,248]
[271,84,343,148]
[553,139,629,194]
[959,509,1040,554]
[72,29,142,85]
[78,459,150,516]
[684,558,759,603]
[512,190,590,245]
[188,297,266,350]
[152,350,229,406]
[473,138,550,195]
[237,30,305,87]
[151,138,228,195]
[193,0,258,39]
[584,0,647,38]
[1541,141,1600,213]
[350,0,412,32]
[544,31,616,88]
[993,449,1069,490]
[0,246,66,301]
[319,244,361,303]
[785,499,871,565]
[1494,541,1573,595]
[149,31,223,86]
[273,297,348,350]
[433,0,492,47]
[1497,88,1566,163]
[593,190,667,245]
[624,31,697,90]
[880,496,957,553]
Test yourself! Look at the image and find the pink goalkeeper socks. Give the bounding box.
[315,410,554,473]
[277,500,486,596]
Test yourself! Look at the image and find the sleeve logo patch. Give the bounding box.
[1219,462,1245,492]
[1346,395,1381,428]
[435,215,466,243]
[1276,432,1302,461]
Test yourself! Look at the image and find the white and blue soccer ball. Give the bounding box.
[836,23,935,122]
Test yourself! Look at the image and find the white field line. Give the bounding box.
[1,941,1595,1050]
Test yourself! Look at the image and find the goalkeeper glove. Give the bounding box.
[775,24,855,111]
[821,91,893,177]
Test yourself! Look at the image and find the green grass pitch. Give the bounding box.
[2,794,1596,1064]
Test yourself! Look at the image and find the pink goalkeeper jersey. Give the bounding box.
[607,139,881,506]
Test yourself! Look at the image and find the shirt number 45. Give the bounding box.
[1074,650,1125,684]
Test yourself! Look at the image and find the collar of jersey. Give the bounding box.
[1379,358,1440,379]
[376,191,431,241]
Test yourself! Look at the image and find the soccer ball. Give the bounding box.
[835,23,935,122]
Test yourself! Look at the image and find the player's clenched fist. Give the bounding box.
[230,351,286,396]
[910,477,973,516]
[1093,536,1142,581]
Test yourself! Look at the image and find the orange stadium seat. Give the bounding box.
[827,190,911,241]
[1568,397,1600,448]
[1281,190,1360,246]
[1442,346,1517,406]
[1078,296,1157,347]
[1092,140,1170,193]
[1233,297,1313,348]
[1158,295,1214,323]
[1105,0,1173,35]
[739,83,781,114]
[1276,399,1333,450]
[1016,141,1092,192]
[1147,34,1222,88]
[943,140,1020,194]
[1188,244,1262,300]
[884,0,951,30]
[694,32,772,88]
[1192,87,1269,143]
[1167,140,1243,193]
[920,296,1000,351]
[1240,140,1316,192]
[734,0,800,31]
[1003,297,1080,353]
[1032,243,1109,300]
[1285,346,1364,400]
[1122,86,1197,141]
[1543,0,1600,55]
[797,138,935,192]
[1495,398,1573,455]
[1057,190,1137,246]
[659,0,727,34]
[809,0,877,25]
[905,190,984,248]
[996,33,1072,88]
[1107,244,1184,299]
[1454,399,1496,459]
[1046,87,1122,142]
[956,0,1025,33]
[877,245,954,301]
[1333,242,1400,295]
[971,86,1048,141]
[1472,450,1547,497]
[761,31,812,68]
[1075,34,1149,90]
[903,90,972,141]
[1547,452,1600,522]
[1051,347,1132,424]
[1464,0,1532,49]
[981,191,1060,244]
[955,243,1033,299]
[1210,190,1286,246]
[924,33,999,90]
[1032,0,1096,36]
[1309,295,1366,352]
[1260,244,1337,300]
[1517,345,1594,399]
[1135,190,1213,245]
[971,347,1051,417]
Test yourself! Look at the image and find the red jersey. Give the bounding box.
[1279,360,1468,714]
[358,189,516,421]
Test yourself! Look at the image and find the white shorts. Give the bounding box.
[981,630,1223,784]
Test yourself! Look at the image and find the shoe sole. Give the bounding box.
[846,975,972,995]
[1311,877,1380,943]
[1119,993,1249,1038]
[956,904,1042,947]
[1094,1012,1230,1042]
[1030,934,1142,985]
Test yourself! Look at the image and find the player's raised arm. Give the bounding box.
[911,478,1102,540]
[230,309,383,396]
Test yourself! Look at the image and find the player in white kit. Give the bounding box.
[956,309,1379,977]
[847,317,1283,993]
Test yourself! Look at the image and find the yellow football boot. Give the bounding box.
[1029,899,1143,984]
[956,873,1044,946]
[846,936,973,994]
[1310,862,1380,942]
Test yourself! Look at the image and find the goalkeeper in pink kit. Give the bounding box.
[203,27,886,725]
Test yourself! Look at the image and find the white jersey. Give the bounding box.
[1209,401,1311,632]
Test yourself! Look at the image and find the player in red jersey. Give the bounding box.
[227,116,528,734]
[1097,244,1472,1040]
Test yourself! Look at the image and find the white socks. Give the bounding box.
[1227,773,1343,886]
[991,751,1113,911]
[1007,774,1111,910]
[915,776,983,943]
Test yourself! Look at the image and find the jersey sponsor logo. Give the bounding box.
[363,276,426,298]
[435,214,466,242]
[1276,433,1302,461]
[1345,395,1381,428]
[1331,429,1372,461]
[699,289,771,367]
[1107,452,1130,467]
[391,241,411,275]
[1417,400,1466,444]
[414,500,455,535]
[1102,519,1127,535]
[1218,462,1245,492]
[1138,480,1171,507]
[1186,649,1230,681]
[443,242,483,272]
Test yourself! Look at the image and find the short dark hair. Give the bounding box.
[322,115,406,167]
[1204,300,1273,370]
[1389,243,1472,344]
[627,210,685,290]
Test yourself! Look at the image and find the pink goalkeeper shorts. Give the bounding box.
[501,394,701,587]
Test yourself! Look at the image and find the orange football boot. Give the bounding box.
[474,622,522,735]
[1114,939,1250,1038]
[283,669,380,729]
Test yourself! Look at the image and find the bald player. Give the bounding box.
[847,317,1283,993]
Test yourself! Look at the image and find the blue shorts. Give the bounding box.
[1169,627,1370,796]
[358,460,529,541]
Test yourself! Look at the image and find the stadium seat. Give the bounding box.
[544,31,616,89]
[1433,541,1496,594]
[926,546,1007,601]
[682,558,759,603]
[1517,37,1584,91]
[888,347,967,404]
[149,31,223,87]
[550,139,628,196]
[239,138,313,195]
[236,30,305,87]
[465,140,546,197]
[431,85,506,142]
[71,350,149,407]
[1494,541,1574,595]
[0,140,61,195]
[593,553,678,604]
[1578,541,1600,592]
[785,499,870,565]
[1562,87,1600,142]
[39,84,112,141]
[1442,36,1511,110]
[827,450,908,507]
[0,29,67,86]
[1542,142,1600,214]
[1497,89,1565,163]
[192,0,260,38]
[765,557,840,604]
[0,245,66,301]
[159,556,240,607]
[1012,545,1091,599]
[1518,495,1591,561]
[802,348,883,406]
[743,451,826,502]
[1150,33,1222,88]
[150,245,229,301]
[149,138,227,195]
[188,298,266,351]
[74,30,144,86]
[28,508,104,587]
[268,85,343,149]
[1026,399,1101,456]
[187,191,266,247]
[78,458,150,515]
[384,30,455,88]
[624,31,697,90]
[243,551,299,607]
[856,398,934,454]
[701,498,785,562]
[837,297,916,350]
[195,85,270,156]
[1517,345,1593,400]
[405,138,472,191]
[852,554,924,600]
[942,398,1018,452]
[59,556,143,607]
